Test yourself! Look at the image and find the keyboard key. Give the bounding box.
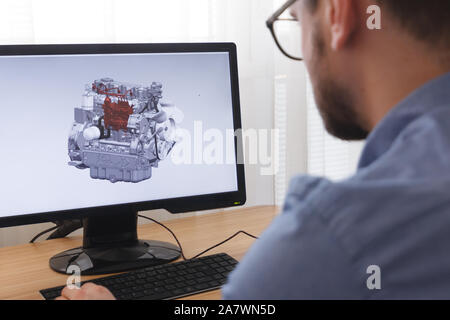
[131,291,144,299]
[194,283,209,290]
[208,280,221,287]
[172,289,186,296]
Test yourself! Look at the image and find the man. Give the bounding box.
[58,0,450,299]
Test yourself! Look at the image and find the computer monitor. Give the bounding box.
[0,43,246,275]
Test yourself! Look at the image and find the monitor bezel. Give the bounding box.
[0,43,246,228]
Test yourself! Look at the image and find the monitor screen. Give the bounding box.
[0,47,241,220]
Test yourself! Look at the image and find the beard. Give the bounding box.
[309,24,369,141]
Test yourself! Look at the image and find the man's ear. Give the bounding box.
[326,0,358,51]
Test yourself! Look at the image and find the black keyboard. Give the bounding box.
[40,253,238,300]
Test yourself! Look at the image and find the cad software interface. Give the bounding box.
[0,51,238,218]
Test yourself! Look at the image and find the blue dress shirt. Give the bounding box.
[223,72,450,299]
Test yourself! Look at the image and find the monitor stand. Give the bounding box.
[49,208,181,275]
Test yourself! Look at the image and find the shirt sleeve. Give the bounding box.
[222,175,362,300]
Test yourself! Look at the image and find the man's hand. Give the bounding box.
[55,283,116,300]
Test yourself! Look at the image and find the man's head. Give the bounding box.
[289,0,450,141]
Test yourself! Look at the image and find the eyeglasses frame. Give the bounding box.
[266,0,303,61]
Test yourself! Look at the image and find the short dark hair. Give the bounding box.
[376,0,450,48]
[306,0,450,48]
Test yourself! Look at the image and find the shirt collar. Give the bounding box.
[358,71,450,169]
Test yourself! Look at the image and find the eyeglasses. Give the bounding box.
[266,0,303,61]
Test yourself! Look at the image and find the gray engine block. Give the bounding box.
[68,78,181,183]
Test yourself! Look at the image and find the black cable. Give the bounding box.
[138,214,187,260]
[29,225,59,243]
[47,219,83,240]
[138,214,258,261]
[190,231,258,260]
[29,214,258,260]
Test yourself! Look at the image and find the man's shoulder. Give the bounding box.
[286,167,450,261]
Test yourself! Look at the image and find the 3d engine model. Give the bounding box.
[68,78,182,183]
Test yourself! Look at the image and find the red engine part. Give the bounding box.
[102,97,133,131]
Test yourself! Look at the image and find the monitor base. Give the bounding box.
[49,208,181,275]
[49,239,181,275]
